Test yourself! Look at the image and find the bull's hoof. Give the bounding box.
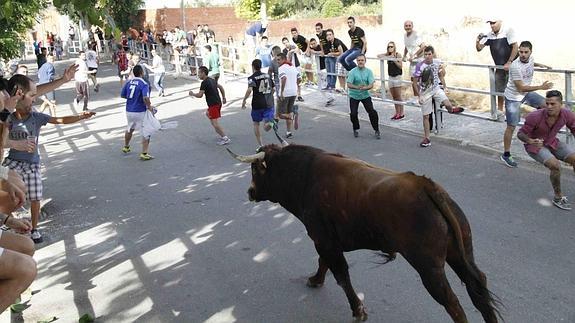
[306,276,324,288]
[353,305,368,321]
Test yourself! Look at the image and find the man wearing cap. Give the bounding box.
[476,17,518,114]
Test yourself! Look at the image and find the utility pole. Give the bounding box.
[181,0,186,31]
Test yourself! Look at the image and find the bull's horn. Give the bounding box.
[226,148,265,163]
[274,130,289,147]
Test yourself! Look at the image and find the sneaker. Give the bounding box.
[122,146,131,153]
[293,105,299,130]
[391,114,399,120]
[448,107,465,114]
[217,137,231,146]
[326,98,335,107]
[31,229,43,244]
[375,131,381,140]
[297,96,304,102]
[353,130,359,138]
[500,154,518,168]
[553,196,572,210]
[286,132,293,139]
[420,138,431,147]
[396,114,405,120]
[139,152,154,160]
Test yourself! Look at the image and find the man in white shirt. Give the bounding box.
[500,40,552,167]
[476,18,518,114]
[403,20,426,98]
[74,51,96,111]
[85,42,100,92]
[277,52,301,138]
[143,49,166,97]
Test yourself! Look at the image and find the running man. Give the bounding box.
[120,65,155,160]
[241,59,276,151]
[189,66,230,145]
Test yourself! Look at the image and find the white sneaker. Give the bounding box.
[217,137,231,145]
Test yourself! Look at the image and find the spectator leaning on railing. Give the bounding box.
[403,20,426,101]
[378,41,404,120]
[339,16,367,72]
[500,40,552,168]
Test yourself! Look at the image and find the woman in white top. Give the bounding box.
[145,49,166,96]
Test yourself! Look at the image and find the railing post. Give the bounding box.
[379,57,386,99]
[565,71,573,144]
[315,54,322,89]
[489,66,498,120]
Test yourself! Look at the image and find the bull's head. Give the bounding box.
[227,132,288,202]
[227,147,275,202]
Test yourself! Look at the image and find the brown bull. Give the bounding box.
[228,144,502,322]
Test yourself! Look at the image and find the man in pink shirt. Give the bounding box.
[518,90,575,210]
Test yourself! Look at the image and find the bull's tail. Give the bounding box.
[424,179,504,322]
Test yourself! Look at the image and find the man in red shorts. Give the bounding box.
[189,66,230,145]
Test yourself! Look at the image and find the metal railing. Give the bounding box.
[126,40,575,138]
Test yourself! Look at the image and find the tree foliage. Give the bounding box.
[235,0,268,21]
[0,0,49,59]
[321,0,343,17]
[52,0,143,39]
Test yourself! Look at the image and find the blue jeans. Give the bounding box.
[154,72,165,94]
[504,92,545,126]
[325,57,337,88]
[339,48,362,71]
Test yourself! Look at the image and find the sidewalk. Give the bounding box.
[294,84,542,166]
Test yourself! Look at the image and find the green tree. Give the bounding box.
[0,0,49,59]
[321,0,343,17]
[235,0,272,21]
[52,0,143,37]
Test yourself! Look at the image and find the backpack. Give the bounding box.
[117,50,129,71]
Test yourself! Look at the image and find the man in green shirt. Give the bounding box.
[346,54,380,139]
[204,45,220,83]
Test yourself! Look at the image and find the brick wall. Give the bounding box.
[136,7,382,45]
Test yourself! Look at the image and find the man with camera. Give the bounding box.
[476,17,518,115]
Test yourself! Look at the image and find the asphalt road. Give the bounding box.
[13,61,575,323]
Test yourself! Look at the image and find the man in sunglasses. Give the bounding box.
[476,18,518,115]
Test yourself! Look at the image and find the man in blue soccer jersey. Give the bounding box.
[120,65,155,160]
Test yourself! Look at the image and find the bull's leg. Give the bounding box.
[413,264,468,323]
[317,248,367,321]
[307,256,329,288]
[447,256,499,323]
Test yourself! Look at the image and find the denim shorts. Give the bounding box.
[528,141,575,164]
[504,92,545,126]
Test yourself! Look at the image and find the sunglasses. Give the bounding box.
[387,46,394,48]
[489,21,497,25]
